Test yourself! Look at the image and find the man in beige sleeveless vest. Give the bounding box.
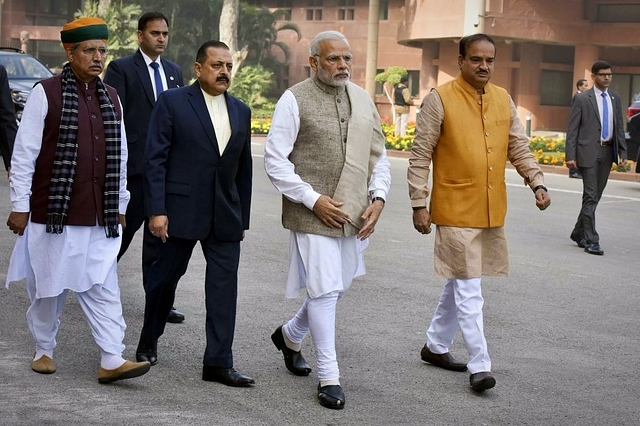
[407,33,551,392]
[264,31,391,409]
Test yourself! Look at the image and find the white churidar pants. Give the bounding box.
[426,278,491,374]
[283,232,367,381]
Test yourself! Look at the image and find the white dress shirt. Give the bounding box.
[594,86,614,141]
[140,49,167,100]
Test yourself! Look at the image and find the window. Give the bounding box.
[379,0,389,20]
[539,70,573,106]
[304,66,311,79]
[338,0,355,20]
[25,0,74,26]
[375,69,385,95]
[597,4,640,23]
[277,0,293,20]
[306,0,323,21]
[407,70,420,97]
[278,66,290,92]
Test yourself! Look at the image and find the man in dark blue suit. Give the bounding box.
[136,40,254,387]
[104,12,186,323]
[0,64,17,173]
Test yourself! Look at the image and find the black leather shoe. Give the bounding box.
[420,345,467,372]
[585,243,604,255]
[317,384,345,410]
[135,336,158,366]
[271,326,311,376]
[167,307,185,324]
[470,371,496,392]
[570,234,586,248]
[202,366,255,387]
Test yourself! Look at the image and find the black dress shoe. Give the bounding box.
[420,345,467,372]
[470,371,496,392]
[317,383,345,409]
[271,326,311,376]
[135,336,158,366]
[167,307,185,324]
[585,243,604,255]
[202,366,255,387]
[570,234,586,248]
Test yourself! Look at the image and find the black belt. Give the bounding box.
[600,140,612,146]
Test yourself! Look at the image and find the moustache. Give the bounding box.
[216,76,229,83]
[90,62,103,68]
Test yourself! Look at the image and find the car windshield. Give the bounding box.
[0,55,52,79]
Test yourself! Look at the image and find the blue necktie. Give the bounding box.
[601,92,609,141]
[150,61,164,99]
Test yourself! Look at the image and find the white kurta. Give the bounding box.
[5,83,129,299]
[264,90,391,298]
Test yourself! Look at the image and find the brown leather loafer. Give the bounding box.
[98,360,151,384]
[470,371,496,392]
[32,355,56,374]
[420,345,467,372]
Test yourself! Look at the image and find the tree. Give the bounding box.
[238,6,300,67]
[75,0,142,67]
[229,64,273,111]
[375,66,408,122]
[220,0,247,79]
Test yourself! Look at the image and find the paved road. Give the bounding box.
[1,141,639,425]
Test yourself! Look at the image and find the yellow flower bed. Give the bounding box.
[251,119,631,171]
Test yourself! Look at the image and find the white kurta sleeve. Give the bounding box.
[117,95,130,214]
[264,90,321,210]
[368,147,391,200]
[10,84,48,213]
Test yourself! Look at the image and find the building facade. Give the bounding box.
[2,0,640,132]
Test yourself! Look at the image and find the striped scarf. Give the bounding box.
[46,63,121,238]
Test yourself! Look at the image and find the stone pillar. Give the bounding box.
[574,44,599,85]
[20,31,29,53]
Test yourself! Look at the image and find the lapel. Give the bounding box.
[133,50,155,106]
[223,92,239,156]
[187,82,219,156]
[160,58,180,89]
[586,88,601,125]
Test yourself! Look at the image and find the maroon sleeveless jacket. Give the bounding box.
[29,74,122,226]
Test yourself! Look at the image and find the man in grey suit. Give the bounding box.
[104,12,185,322]
[565,61,627,255]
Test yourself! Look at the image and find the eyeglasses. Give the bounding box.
[595,73,613,78]
[81,47,109,57]
[315,54,353,65]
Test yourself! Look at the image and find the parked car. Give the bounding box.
[0,47,54,122]
[627,93,640,172]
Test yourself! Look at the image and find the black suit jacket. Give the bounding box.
[566,88,627,168]
[0,65,17,170]
[144,82,252,241]
[104,49,183,177]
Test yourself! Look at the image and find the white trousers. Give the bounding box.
[394,112,409,136]
[284,291,341,381]
[26,267,127,367]
[426,278,491,374]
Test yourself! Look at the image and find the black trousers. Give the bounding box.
[117,174,158,289]
[141,233,241,368]
[572,144,614,244]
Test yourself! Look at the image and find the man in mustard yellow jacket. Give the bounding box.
[407,33,551,392]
